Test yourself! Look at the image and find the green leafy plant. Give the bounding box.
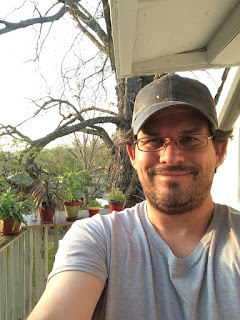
[0,187,36,228]
[61,170,92,202]
[31,175,61,209]
[87,199,100,207]
[109,188,126,202]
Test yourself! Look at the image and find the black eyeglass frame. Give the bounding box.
[133,134,214,152]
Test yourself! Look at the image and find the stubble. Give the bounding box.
[143,165,213,215]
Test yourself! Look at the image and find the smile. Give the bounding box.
[159,172,191,176]
[154,171,193,181]
[148,165,199,178]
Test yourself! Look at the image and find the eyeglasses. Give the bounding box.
[134,134,214,152]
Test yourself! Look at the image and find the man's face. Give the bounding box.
[127,107,227,215]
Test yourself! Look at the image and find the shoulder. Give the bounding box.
[49,201,147,283]
[214,203,240,222]
[72,200,147,237]
[61,201,147,247]
[214,203,240,238]
[213,203,240,267]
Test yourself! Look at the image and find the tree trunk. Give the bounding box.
[109,76,154,207]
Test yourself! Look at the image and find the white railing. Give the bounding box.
[0,223,70,320]
[0,208,109,320]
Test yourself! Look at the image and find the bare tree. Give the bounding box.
[0,1,226,206]
[0,0,153,205]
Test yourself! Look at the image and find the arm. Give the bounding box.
[27,270,105,320]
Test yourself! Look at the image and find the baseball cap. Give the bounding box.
[132,74,218,135]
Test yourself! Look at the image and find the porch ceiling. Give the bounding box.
[109,0,240,79]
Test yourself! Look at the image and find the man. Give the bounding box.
[28,74,239,320]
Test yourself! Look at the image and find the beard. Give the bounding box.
[142,164,214,215]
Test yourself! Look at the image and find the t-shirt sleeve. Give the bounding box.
[48,216,108,284]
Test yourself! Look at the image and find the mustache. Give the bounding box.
[148,165,199,176]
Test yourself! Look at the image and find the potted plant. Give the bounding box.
[31,176,61,223]
[61,170,89,221]
[109,188,126,212]
[0,187,35,235]
[87,199,101,217]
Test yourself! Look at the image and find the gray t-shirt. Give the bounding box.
[49,202,240,319]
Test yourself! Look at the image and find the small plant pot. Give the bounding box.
[0,217,21,235]
[39,206,55,223]
[87,206,100,217]
[109,201,125,213]
[63,201,82,221]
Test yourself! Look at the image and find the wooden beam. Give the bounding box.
[109,0,137,76]
[130,50,223,77]
[218,67,240,129]
[207,2,240,63]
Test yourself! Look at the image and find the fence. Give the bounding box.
[0,212,74,320]
[0,208,109,320]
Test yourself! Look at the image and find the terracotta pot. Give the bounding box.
[109,201,125,213]
[0,217,21,235]
[63,201,82,221]
[39,205,55,223]
[87,206,100,217]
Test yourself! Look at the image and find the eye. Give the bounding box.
[144,138,164,145]
[182,136,199,142]
[138,137,165,151]
[178,135,203,148]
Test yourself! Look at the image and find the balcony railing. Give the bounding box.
[0,209,110,320]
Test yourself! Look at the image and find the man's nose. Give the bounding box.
[159,139,185,165]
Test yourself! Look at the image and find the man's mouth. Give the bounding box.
[159,172,191,176]
[148,165,199,178]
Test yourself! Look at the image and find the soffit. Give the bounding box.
[109,0,240,78]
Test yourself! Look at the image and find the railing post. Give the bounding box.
[0,249,7,319]
[7,244,14,319]
[34,227,49,302]
[25,228,33,315]
[18,232,24,320]
[12,240,18,320]
[54,225,59,255]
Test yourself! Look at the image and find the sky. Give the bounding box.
[0,6,68,141]
[0,1,117,148]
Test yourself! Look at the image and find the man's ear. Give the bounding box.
[126,144,136,168]
[215,141,228,169]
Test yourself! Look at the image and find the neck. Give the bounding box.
[146,195,214,258]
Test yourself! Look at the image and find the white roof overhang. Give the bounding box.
[109,0,240,79]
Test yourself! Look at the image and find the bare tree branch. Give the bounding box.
[69,16,106,54]
[90,126,114,148]
[41,98,84,120]
[33,21,55,61]
[0,5,66,35]
[0,124,33,142]
[101,0,115,69]
[65,0,108,47]
[0,114,122,150]
[78,107,117,116]
[214,68,230,105]
[75,126,113,149]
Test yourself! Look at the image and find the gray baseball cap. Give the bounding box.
[132,74,218,135]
